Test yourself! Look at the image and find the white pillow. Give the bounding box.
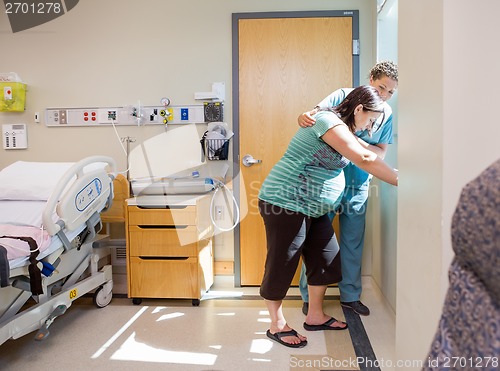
[0,161,75,201]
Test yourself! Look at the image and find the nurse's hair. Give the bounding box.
[370,60,398,82]
[320,85,384,132]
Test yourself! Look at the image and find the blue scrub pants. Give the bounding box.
[300,165,370,303]
[337,186,368,302]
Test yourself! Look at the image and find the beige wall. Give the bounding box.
[0,0,377,261]
[368,0,399,311]
[0,0,376,169]
[398,0,444,363]
[397,0,500,367]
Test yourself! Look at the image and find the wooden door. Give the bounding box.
[233,12,357,285]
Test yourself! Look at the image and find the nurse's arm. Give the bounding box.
[356,138,388,159]
[298,107,319,128]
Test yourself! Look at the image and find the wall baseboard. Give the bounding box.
[214,260,234,275]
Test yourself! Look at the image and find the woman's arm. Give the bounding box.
[322,126,398,186]
[356,137,388,159]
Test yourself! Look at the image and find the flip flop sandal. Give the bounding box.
[266,329,308,348]
[303,317,348,331]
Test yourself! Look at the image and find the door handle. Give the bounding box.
[242,154,262,167]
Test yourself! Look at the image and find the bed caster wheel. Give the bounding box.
[192,299,200,306]
[93,286,113,308]
[132,298,142,305]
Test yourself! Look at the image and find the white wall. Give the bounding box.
[0,0,377,263]
[368,0,399,311]
[397,0,500,366]
[442,0,500,283]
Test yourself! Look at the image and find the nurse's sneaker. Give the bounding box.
[340,301,370,316]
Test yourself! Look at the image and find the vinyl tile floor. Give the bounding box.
[0,276,396,371]
[206,275,397,371]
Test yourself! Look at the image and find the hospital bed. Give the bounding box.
[0,156,117,345]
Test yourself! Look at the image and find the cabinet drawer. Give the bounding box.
[129,226,203,256]
[129,257,200,299]
[128,205,196,226]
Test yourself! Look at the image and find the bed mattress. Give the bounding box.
[0,200,85,269]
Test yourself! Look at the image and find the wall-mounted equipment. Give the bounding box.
[200,122,232,161]
[203,102,223,122]
[159,97,172,124]
[195,82,225,101]
[45,104,210,127]
[2,123,27,149]
[0,73,26,112]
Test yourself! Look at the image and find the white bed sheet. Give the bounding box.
[0,200,49,227]
[0,200,85,269]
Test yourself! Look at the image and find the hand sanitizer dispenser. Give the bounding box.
[0,73,26,112]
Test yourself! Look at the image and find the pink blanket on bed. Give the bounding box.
[0,224,51,260]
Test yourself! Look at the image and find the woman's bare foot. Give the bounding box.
[268,323,307,346]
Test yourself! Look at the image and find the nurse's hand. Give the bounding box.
[298,110,317,128]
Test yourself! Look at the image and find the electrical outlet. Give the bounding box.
[45,104,208,126]
[59,110,67,124]
[215,205,223,220]
[98,108,118,123]
[107,110,117,120]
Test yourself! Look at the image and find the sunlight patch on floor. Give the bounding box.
[151,306,167,314]
[157,312,185,321]
[91,306,148,359]
[250,357,272,363]
[202,290,244,299]
[111,332,217,365]
[250,338,273,354]
[216,312,236,316]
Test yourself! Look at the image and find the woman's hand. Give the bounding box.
[321,123,398,186]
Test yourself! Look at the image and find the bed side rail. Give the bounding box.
[42,156,116,236]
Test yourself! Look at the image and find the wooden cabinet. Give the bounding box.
[125,195,214,305]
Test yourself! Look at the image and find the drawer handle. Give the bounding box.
[139,256,190,261]
[136,205,188,210]
[137,225,188,229]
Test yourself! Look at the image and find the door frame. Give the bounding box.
[231,10,360,286]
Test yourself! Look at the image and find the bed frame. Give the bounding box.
[0,156,117,345]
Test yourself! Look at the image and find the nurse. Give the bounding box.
[298,61,398,317]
